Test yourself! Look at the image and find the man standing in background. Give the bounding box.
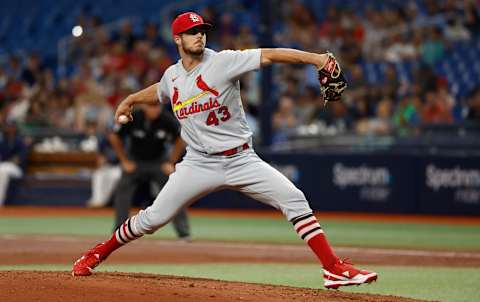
[109,102,190,240]
[0,121,28,206]
[85,134,122,208]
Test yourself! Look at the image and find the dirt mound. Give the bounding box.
[0,271,430,302]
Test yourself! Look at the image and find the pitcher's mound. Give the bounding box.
[0,271,429,302]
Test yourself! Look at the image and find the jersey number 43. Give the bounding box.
[206,106,231,126]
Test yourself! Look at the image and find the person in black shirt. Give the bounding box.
[109,102,190,240]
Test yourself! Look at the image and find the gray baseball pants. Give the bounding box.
[132,148,312,235]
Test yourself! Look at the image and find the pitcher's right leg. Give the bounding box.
[72,155,224,276]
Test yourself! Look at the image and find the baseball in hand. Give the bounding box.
[118,115,129,124]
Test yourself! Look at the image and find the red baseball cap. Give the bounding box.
[171,12,212,36]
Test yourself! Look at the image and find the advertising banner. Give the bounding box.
[417,156,480,215]
[262,153,417,213]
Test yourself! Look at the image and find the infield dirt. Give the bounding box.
[1,271,431,302]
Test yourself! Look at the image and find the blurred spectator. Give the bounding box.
[296,86,319,125]
[21,53,43,87]
[436,80,456,109]
[6,56,22,80]
[340,31,363,65]
[362,7,389,61]
[241,96,259,139]
[240,81,259,138]
[421,27,445,65]
[317,5,343,53]
[466,88,480,122]
[413,64,438,95]
[114,20,137,51]
[273,95,297,142]
[312,101,352,134]
[384,33,418,63]
[356,97,394,135]
[329,101,352,132]
[393,95,422,135]
[443,0,463,21]
[217,13,239,49]
[344,64,367,103]
[0,121,28,206]
[141,22,163,47]
[464,1,480,36]
[103,42,130,74]
[350,13,365,45]
[73,65,113,133]
[382,64,401,100]
[444,18,471,42]
[47,90,76,129]
[349,95,372,122]
[74,92,113,133]
[0,66,7,90]
[199,6,220,46]
[235,25,257,49]
[5,86,31,124]
[149,47,173,80]
[422,91,453,124]
[240,72,260,107]
[285,2,317,49]
[86,134,121,208]
[280,76,301,99]
[24,94,50,129]
[127,41,150,86]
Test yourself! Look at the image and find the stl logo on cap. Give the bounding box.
[189,13,200,22]
[171,12,212,36]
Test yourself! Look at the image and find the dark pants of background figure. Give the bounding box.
[114,160,190,238]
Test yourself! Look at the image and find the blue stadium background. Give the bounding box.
[1,0,479,98]
[1,0,480,215]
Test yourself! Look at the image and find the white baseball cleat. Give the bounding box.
[323,258,378,289]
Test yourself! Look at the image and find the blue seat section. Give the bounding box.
[359,40,479,98]
[0,0,184,55]
[0,0,259,56]
[442,41,480,97]
[1,0,479,98]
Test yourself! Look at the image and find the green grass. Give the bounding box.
[2,263,479,302]
[1,216,480,250]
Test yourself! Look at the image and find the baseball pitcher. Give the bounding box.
[72,12,376,289]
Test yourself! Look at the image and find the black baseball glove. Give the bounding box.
[318,52,347,105]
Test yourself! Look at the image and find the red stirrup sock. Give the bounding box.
[291,213,339,269]
[97,215,143,259]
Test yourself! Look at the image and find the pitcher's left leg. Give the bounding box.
[72,154,224,276]
[227,152,377,288]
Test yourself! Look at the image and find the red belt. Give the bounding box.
[213,143,249,156]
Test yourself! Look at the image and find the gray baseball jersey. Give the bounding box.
[157,48,258,154]
[131,48,312,236]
